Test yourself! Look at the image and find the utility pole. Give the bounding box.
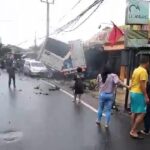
[38,0,54,60]
[46,3,50,38]
[34,32,37,47]
[40,0,54,38]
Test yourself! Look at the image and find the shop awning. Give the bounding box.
[136,50,150,56]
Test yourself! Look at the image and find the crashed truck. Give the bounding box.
[39,38,86,77]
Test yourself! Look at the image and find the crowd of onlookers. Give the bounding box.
[73,55,150,140]
[0,54,24,72]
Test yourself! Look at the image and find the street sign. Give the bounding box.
[125,0,149,24]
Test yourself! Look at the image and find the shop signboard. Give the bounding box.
[125,0,149,24]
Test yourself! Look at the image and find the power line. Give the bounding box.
[58,0,83,23]
[16,36,45,46]
[53,0,104,34]
[71,0,83,10]
[64,1,102,32]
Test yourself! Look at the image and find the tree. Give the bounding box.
[0,46,12,58]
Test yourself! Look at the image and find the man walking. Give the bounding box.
[7,57,16,88]
[130,55,149,139]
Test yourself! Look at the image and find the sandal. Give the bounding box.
[96,120,101,126]
[138,130,150,136]
[130,132,144,139]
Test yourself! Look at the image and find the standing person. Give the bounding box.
[73,67,84,104]
[96,65,129,128]
[6,54,13,72]
[139,102,150,135]
[8,60,16,88]
[96,73,118,111]
[130,55,149,139]
[138,71,150,135]
[16,58,23,76]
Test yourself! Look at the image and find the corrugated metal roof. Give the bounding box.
[136,50,150,56]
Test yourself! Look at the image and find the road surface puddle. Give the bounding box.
[0,130,23,143]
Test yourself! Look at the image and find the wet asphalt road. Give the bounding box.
[0,71,150,150]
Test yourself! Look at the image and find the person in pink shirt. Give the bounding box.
[96,65,129,128]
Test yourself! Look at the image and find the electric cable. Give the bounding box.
[53,0,104,34]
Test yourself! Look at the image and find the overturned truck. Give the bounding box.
[39,38,86,76]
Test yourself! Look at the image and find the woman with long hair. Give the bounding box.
[96,65,129,128]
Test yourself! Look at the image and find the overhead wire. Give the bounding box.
[58,0,83,22]
[71,0,83,10]
[53,0,104,34]
[64,1,103,32]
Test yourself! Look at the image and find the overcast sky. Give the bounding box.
[0,0,148,48]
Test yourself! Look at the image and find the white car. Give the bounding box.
[24,59,48,77]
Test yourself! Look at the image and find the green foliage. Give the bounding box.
[0,46,11,58]
[85,79,97,90]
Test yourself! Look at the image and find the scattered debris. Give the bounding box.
[33,84,59,96]
[49,86,60,91]
[34,92,49,96]
[49,88,55,91]
[34,86,40,90]
[0,130,23,143]
[44,93,49,95]
[56,86,60,90]
[18,89,22,92]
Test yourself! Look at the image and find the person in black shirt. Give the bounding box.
[73,67,84,104]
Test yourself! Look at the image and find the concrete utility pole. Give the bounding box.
[38,0,54,60]
[34,32,37,47]
[40,0,55,38]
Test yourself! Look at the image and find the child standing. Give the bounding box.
[73,67,84,104]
